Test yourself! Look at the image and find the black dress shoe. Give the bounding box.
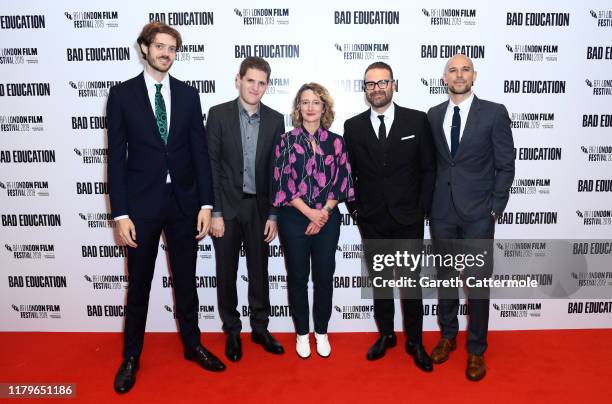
[184,345,226,372]
[113,356,139,394]
[225,334,242,362]
[251,330,284,355]
[406,342,434,372]
[366,333,397,361]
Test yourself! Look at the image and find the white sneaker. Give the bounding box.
[296,334,311,359]
[315,333,331,358]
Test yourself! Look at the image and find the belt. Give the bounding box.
[242,193,257,199]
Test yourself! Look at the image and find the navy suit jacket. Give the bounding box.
[344,103,436,225]
[427,95,515,221]
[107,73,213,219]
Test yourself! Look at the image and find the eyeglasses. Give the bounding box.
[151,43,178,53]
[300,100,324,107]
[363,79,394,91]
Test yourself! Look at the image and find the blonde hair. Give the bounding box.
[291,82,335,129]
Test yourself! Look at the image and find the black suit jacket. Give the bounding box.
[343,103,436,225]
[106,73,213,218]
[206,98,285,221]
[427,95,514,221]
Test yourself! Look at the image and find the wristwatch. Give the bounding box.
[324,206,333,214]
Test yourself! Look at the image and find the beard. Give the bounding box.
[146,53,173,73]
[366,89,393,108]
[448,81,473,95]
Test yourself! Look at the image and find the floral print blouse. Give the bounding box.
[272,126,354,209]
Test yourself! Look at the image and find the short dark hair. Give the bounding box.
[364,62,394,80]
[136,21,182,59]
[239,57,271,82]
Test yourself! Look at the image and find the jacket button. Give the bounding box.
[451,162,455,167]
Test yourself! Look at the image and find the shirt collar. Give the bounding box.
[143,69,170,90]
[237,97,260,119]
[448,92,474,111]
[370,102,395,121]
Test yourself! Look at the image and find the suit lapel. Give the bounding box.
[361,110,381,159]
[456,95,480,159]
[435,101,451,160]
[136,73,164,147]
[168,75,179,142]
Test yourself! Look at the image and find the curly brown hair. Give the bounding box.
[291,83,335,129]
[136,21,182,58]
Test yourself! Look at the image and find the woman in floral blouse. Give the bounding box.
[271,83,354,358]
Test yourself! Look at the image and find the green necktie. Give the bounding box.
[154,83,168,144]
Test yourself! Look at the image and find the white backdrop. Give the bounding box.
[1,0,611,333]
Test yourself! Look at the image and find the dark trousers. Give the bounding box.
[212,197,270,334]
[430,201,495,356]
[358,209,425,344]
[124,185,200,358]
[278,206,341,335]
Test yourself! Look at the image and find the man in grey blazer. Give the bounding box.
[206,57,285,362]
[427,54,514,381]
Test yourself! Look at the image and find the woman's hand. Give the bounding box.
[306,208,328,228]
[305,221,321,235]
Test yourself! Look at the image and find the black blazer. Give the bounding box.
[106,73,213,218]
[206,98,285,221]
[427,95,515,221]
[343,103,436,225]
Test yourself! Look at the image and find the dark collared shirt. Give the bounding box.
[238,99,259,195]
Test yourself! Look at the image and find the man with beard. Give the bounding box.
[107,22,225,394]
[427,54,514,381]
[343,62,436,371]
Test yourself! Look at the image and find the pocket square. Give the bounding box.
[401,135,415,140]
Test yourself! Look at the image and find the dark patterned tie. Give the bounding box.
[378,115,386,147]
[154,84,168,144]
[450,106,460,158]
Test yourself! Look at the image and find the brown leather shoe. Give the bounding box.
[430,338,456,364]
[466,354,486,381]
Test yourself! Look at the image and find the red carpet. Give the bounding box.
[1,330,610,403]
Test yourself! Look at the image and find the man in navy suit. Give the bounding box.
[107,22,225,394]
[427,54,514,381]
[344,62,436,372]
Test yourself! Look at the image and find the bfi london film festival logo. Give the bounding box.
[333,42,390,61]
[495,241,548,259]
[73,147,107,164]
[239,273,287,291]
[78,212,114,229]
[84,274,128,290]
[334,304,374,320]
[585,78,612,96]
[233,7,290,25]
[11,304,61,319]
[164,304,215,320]
[505,43,558,62]
[589,9,612,27]
[570,271,612,287]
[510,112,555,130]
[421,8,477,26]
[4,243,55,260]
[420,77,447,94]
[0,180,49,197]
[68,80,120,98]
[510,178,551,196]
[0,115,44,133]
[64,10,119,29]
[0,47,39,64]
[265,78,290,96]
[492,302,542,318]
[160,242,213,260]
[175,43,206,62]
[581,145,612,162]
[576,209,612,226]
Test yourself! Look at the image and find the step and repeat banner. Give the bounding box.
[1,0,611,333]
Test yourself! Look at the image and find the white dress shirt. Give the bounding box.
[370,103,395,138]
[442,92,474,149]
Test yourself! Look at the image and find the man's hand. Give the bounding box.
[264,220,278,243]
[305,221,321,236]
[210,216,224,238]
[116,218,138,248]
[196,209,212,240]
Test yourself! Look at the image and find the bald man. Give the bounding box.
[427,54,514,381]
